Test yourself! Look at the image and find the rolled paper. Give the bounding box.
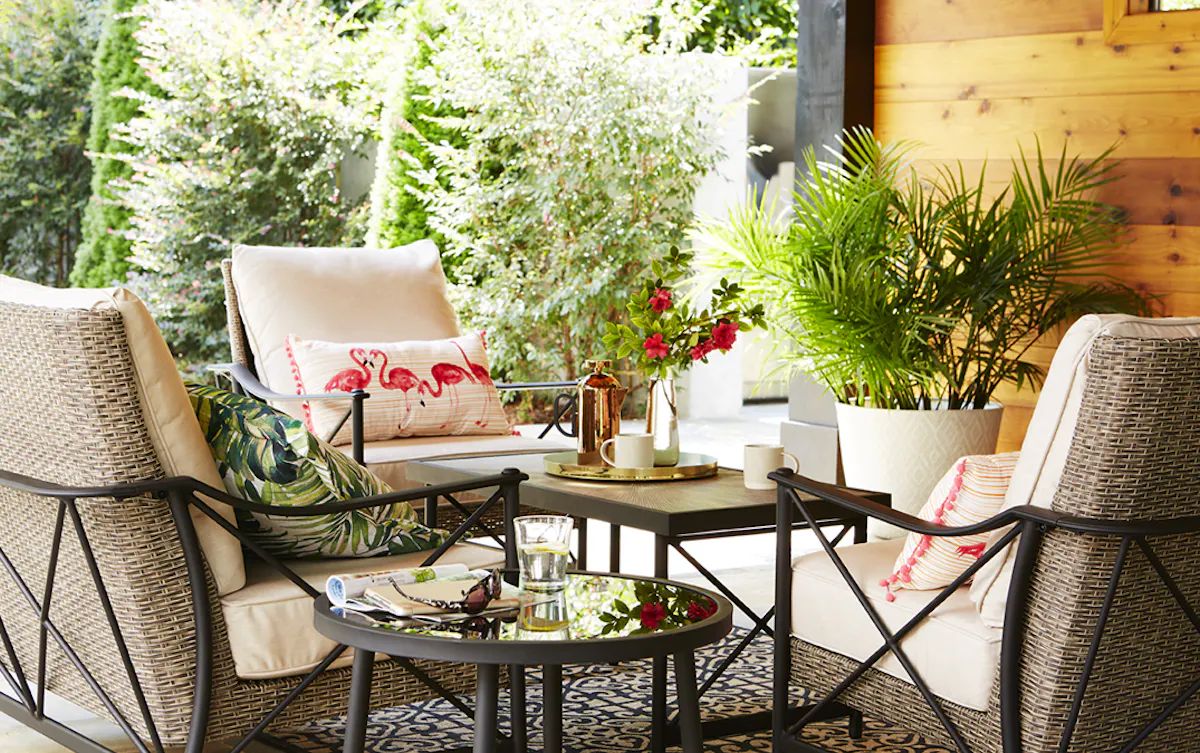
[326,563,471,607]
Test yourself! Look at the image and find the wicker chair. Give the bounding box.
[773,315,1200,753]
[0,283,528,753]
[218,244,577,535]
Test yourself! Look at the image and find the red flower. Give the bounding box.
[711,321,739,351]
[686,599,717,621]
[649,288,673,313]
[643,333,669,359]
[640,602,667,630]
[690,338,715,361]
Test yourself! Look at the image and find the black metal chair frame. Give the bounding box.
[770,468,1200,753]
[212,363,577,467]
[0,465,529,753]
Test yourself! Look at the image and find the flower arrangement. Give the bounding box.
[598,580,718,635]
[603,246,765,380]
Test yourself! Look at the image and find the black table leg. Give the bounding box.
[609,523,621,572]
[651,535,669,753]
[673,651,702,753]
[510,664,527,753]
[475,664,500,753]
[854,516,868,544]
[343,649,374,753]
[543,664,564,753]
[577,517,588,570]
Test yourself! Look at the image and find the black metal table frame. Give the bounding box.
[313,573,734,753]
[407,459,875,753]
[587,513,868,753]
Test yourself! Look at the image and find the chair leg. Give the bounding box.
[848,709,864,739]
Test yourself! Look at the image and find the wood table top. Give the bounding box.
[406,452,888,537]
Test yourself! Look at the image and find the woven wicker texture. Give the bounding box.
[0,300,476,746]
[222,258,252,370]
[791,333,1200,753]
[791,638,998,753]
[0,301,207,742]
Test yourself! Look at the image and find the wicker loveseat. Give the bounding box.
[772,314,1200,753]
[0,277,528,753]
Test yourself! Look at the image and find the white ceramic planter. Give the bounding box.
[835,402,1005,540]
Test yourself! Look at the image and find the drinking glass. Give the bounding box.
[515,591,570,640]
[514,515,573,591]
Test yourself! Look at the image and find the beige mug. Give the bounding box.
[744,444,800,490]
[600,432,654,469]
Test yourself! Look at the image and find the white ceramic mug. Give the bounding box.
[744,444,800,490]
[601,432,654,469]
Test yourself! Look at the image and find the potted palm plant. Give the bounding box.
[693,128,1151,535]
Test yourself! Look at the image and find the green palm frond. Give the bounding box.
[693,129,1153,410]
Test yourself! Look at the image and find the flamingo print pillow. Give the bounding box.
[880,452,1019,602]
[284,332,511,446]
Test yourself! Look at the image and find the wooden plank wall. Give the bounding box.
[874,0,1200,451]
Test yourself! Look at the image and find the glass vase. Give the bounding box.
[645,376,680,467]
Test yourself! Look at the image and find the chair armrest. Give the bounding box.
[769,468,1055,538]
[496,381,576,392]
[220,362,370,403]
[0,467,528,518]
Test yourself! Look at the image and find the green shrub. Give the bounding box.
[684,0,796,67]
[0,0,103,285]
[367,9,466,268]
[417,0,728,382]
[107,0,399,368]
[72,0,161,288]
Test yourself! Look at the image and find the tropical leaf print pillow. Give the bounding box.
[186,382,447,558]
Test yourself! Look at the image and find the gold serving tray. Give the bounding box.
[543,451,719,482]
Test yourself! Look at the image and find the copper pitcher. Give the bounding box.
[576,360,627,465]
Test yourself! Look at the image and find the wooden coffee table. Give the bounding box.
[406,453,890,752]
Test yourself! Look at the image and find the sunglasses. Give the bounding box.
[395,569,502,615]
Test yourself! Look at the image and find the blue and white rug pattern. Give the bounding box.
[279,631,950,752]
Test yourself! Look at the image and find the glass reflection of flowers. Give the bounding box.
[602,246,765,381]
[599,581,718,635]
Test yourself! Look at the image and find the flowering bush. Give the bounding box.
[414,0,729,383]
[105,0,399,366]
[602,246,764,380]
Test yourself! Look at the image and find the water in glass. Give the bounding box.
[515,516,573,591]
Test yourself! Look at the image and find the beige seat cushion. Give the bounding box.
[230,242,462,423]
[969,314,1200,627]
[346,432,574,490]
[0,277,245,595]
[221,544,504,679]
[792,540,1001,712]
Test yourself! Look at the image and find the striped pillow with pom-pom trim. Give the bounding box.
[881,452,1020,602]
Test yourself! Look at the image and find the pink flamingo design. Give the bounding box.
[419,361,476,429]
[324,348,372,392]
[956,542,987,559]
[370,350,422,424]
[453,341,496,427]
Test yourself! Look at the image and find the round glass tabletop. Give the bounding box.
[314,572,733,666]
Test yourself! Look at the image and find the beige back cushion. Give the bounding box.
[230,242,462,421]
[970,314,1200,626]
[0,277,246,596]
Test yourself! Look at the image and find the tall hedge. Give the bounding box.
[367,20,465,268]
[0,0,102,286]
[72,0,158,287]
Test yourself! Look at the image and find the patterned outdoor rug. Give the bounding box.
[278,630,950,752]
